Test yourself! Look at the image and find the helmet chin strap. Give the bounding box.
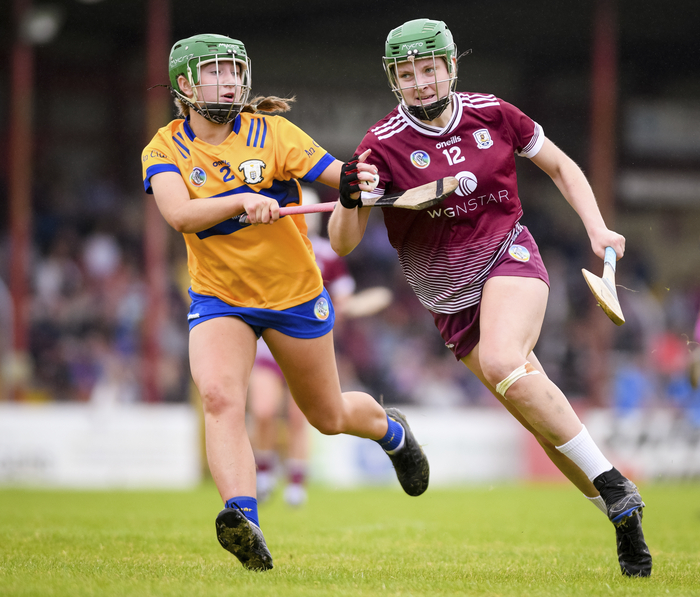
[405,95,452,121]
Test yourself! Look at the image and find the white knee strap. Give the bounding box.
[495,362,540,397]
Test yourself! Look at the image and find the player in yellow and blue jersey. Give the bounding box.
[142,33,430,571]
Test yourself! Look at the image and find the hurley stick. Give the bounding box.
[581,246,625,325]
[237,177,458,224]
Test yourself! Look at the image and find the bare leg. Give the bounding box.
[470,275,598,496]
[262,328,388,440]
[286,396,309,461]
[462,346,598,497]
[248,366,286,453]
[189,316,258,501]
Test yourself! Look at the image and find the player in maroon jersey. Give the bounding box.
[328,18,651,577]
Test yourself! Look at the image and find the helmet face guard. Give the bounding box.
[169,34,251,124]
[383,19,457,121]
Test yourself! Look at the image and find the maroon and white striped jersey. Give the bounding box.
[357,92,544,314]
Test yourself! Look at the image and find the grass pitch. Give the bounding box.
[1,482,699,596]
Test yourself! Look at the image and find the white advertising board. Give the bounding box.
[0,403,202,488]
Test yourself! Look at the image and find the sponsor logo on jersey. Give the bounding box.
[473,129,494,149]
[426,189,511,218]
[239,159,266,184]
[435,135,462,149]
[454,171,478,197]
[143,149,168,162]
[190,167,207,187]
[314,297,330,321]
[410,150,430,169]
[508,244,530,262]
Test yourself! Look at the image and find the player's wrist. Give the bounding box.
[339,156,363,209]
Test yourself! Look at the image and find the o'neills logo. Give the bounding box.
[435,135,461,149]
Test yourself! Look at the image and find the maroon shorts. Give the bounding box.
[431,226,549,361]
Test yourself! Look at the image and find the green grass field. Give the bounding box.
[1,482,699,596]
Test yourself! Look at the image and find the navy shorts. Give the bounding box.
[187,287,335,339]
[431,226,549,361]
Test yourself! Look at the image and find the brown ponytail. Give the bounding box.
[241,95,295,114]
[172,95,295,120]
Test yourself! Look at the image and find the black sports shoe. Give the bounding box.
[384,408,429,496]
[215,507,274,571]
[615,507,652,577]
[594,469,652,577]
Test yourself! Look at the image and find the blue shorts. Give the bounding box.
[187,288,335,339]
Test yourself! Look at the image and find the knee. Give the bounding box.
[306,410,344,436]
[198,382,238,418]
[479,352,520,390]
[480,353,539,398]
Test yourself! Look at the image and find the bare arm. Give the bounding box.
[530,138,625,260]
[322,150,377,256]
[150,171,280,233]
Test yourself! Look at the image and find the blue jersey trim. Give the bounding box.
[144,163,181,193]
[196,180,301,239]
[301,153,335,182]
[261,118,268,147]
[173,133,190,159]
[183,118,196,141]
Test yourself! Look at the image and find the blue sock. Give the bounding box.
[376,414,405,453]
[224,496,259,527]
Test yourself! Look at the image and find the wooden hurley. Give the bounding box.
[237,177,458,224]
[581,246,625,326]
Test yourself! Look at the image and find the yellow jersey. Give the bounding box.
[142,114,335,310]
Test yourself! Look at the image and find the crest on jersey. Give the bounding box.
[190,167,207,187]
[239,159,266,184]
[473,129,494,149]
[314,296,330,321]
[410,150,430,169]
[508,244,531,262]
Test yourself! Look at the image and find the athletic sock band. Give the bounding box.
[555,425,613,482]
[225,496,259,527]
[377,414,405,453]
[586,494,608,515]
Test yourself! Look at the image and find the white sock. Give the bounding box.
[587,494,608,515]
[555,425,613,482]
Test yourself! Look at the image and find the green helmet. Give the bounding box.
[383,19,458,121]
[168,33,252,124]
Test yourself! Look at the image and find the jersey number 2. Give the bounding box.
[442,147,465,166]
[220,165,235,182]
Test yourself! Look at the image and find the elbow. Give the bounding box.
[330,237,354,257]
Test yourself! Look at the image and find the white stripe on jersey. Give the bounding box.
[371,113,405,137]
[397,223,523,314]
[518,122,545,157]
[460,92,501,109]
[368,93,502,142]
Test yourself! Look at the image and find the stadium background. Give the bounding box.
[1,0,699,487]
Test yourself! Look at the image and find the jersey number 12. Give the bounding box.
[442,147,465,166]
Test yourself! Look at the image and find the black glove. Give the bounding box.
[339,156,363,209]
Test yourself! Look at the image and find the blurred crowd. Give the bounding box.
[1,178,699,424]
